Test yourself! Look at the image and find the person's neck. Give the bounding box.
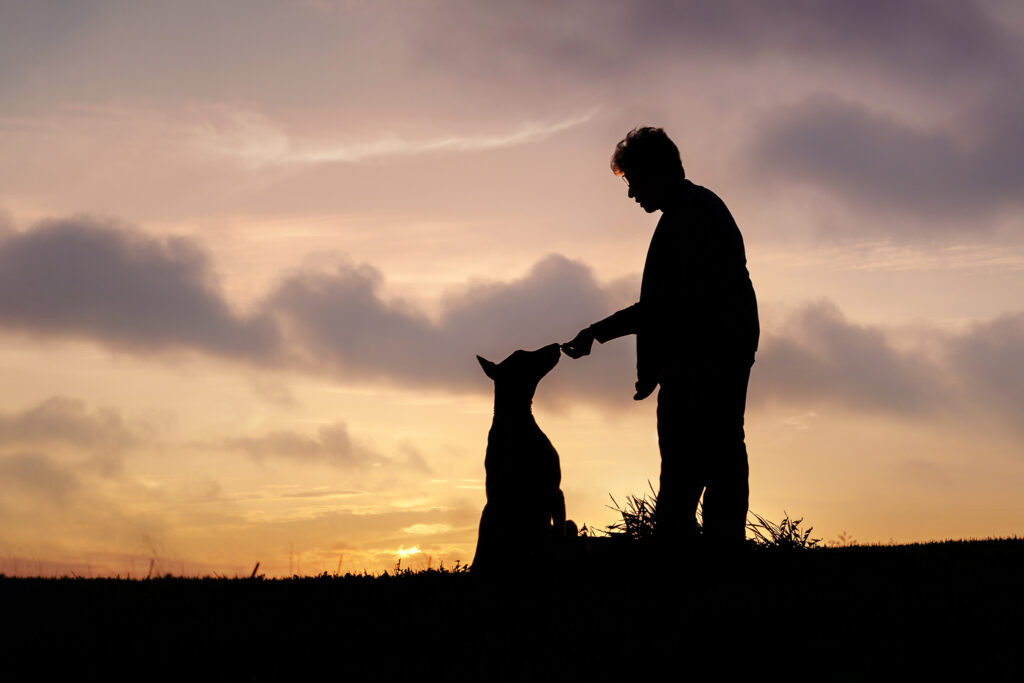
[659,177,691,213]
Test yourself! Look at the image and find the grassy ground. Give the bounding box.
[3,538,1021,681]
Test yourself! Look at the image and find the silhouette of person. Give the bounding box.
[562,127,758,548]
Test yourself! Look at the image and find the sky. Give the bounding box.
[1,0,1023,576]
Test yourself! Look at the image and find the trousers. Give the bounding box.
[655,358,752,545]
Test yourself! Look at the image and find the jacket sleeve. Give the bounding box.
[588,303,641,343]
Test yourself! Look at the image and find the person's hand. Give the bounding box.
[633,379,657,401]
[561,328,595,359]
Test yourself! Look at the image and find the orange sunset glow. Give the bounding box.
[2,0,1023,577]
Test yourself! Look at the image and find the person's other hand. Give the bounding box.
[561,329,594,359]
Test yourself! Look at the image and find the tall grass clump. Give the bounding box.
[600,484,821,550]
[604,483,659,541]
[746,510,821,550]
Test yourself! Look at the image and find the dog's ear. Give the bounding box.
[477,355,499,380]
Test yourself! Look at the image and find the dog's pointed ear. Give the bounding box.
[477,355,498,379]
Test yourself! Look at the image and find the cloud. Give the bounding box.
[946,310,1024,426]
[752,300,944,413]
[8,1,1016,109]
[378,0,1024,230]
[5,215,1024,428]
[399,1,1020,96]
[0,396,147,477]
[623,0,1019,85]
[265,252,1024,427]
[224,422,429,473]
[267,252,638,404]
[0,216,634,403]
[749,93,1024,230]
[225,423,384,468]
[0,216,281,359]
[5,2,1022,232]
[191,105,601,168]
[753,300,1024,435]
[0,452,80,505]
[0,395,138,452]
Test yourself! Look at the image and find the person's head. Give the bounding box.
[610,127,685,213]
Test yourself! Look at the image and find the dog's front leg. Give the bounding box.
[551,489,566,534]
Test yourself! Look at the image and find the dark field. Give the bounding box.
[4,539,1022,681]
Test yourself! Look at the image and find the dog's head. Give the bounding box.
[476,343,560,392]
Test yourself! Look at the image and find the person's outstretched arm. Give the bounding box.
[561,303,641,358]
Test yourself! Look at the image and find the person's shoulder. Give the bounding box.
[685,179,738,225]
[684,179,726,210]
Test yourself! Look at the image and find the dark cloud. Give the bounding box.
[8,1,1017,139]
[265,270,1024,428]
[267,261,441,383]
[224,422,429,473]
[5,216,1024,427]
[753,300,1024,436]
[624,0,1019,85]
[5,3,1022,232]
[752,301,944,413]
[387,1,1024,230]
[750,93,1024,230]
[0,216,635,404]
[946,310,1024,427]
[441,0,1021,233]
[268,253,638,405]
[0,216,281,359]
[406,1,1019,93]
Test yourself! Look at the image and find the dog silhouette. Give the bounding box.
[472,343,574,574]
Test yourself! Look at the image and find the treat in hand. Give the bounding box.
[560,328,594,359]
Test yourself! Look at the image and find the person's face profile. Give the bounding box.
[623,171,662,213]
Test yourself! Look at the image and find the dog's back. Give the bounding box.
[472,344,568,573]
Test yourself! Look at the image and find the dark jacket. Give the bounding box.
[589,179,759,391]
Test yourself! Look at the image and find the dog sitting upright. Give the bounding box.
[472,343,574,574]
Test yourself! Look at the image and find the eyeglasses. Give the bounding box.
[621,175,630,188]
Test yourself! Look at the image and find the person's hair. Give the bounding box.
[610,127,685,180]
